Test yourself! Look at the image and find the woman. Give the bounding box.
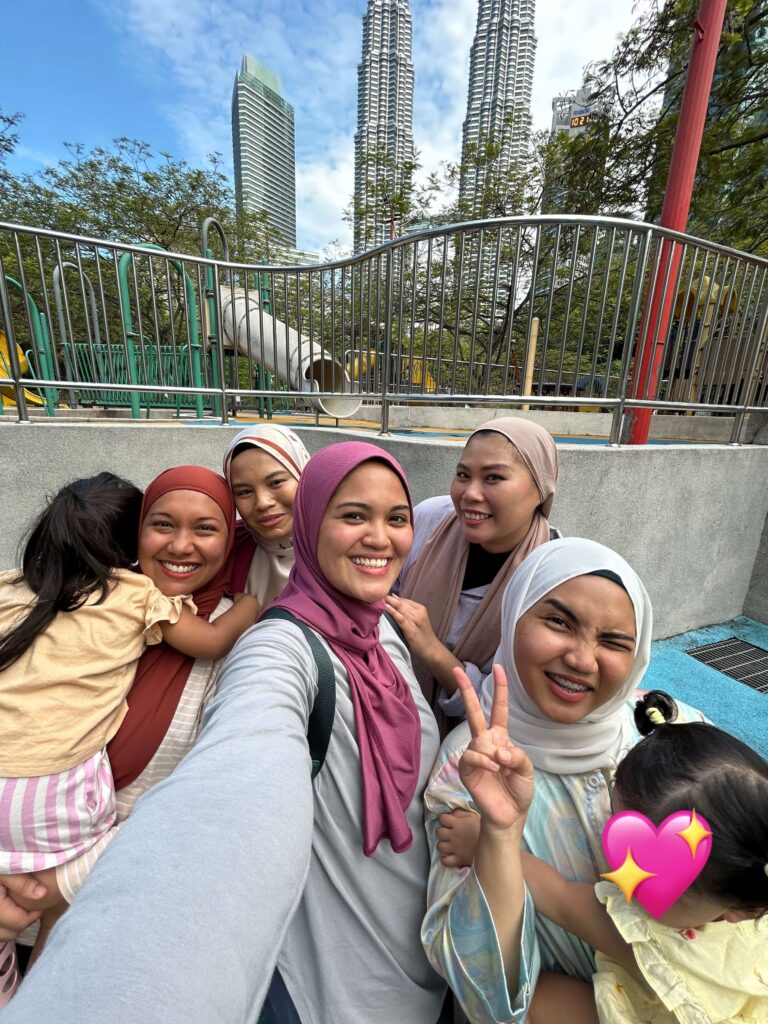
[2,443,447,1024]
[223,424,311,605]
[1,466,238,936]
[421,538,706,1023]
[387,416,558,728]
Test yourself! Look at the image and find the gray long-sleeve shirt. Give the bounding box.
[5,617,445,1024]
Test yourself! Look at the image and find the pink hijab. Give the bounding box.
[272,441,421,857]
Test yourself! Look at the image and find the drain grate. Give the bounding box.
[687,637,768,692]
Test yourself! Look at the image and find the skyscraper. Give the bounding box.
[459,0,537,212]
[353,0,415,253]
[232,55,296,249]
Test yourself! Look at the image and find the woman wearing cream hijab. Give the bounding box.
[223,424,311,607]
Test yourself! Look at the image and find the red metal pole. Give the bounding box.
[624,0,728,444]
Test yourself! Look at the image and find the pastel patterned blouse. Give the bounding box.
[421,698,706,1023]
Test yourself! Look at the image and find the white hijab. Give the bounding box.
[486,537,653,775]
[223,424,311,607]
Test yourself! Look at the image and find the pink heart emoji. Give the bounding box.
[601,809,713,920]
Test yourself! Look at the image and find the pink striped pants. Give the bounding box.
[0,749,115,873]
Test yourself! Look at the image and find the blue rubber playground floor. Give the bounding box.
[645,616,768,758]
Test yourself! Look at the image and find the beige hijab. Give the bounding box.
[224,424,311,607]
[399,417,559,707]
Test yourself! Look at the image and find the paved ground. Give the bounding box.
[645,616,768,757]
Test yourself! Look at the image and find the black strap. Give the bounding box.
[260,608,336,780]
[382,610,406,646]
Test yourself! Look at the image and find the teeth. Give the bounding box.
[551,674,590,693]
[464,511,491,521]
[351,557,389,568]
[161,562,198,575]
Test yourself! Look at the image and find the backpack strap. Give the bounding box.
[382,610,406,646]
[259,608,336,780]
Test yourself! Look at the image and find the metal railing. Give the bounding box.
[1,215,766,442]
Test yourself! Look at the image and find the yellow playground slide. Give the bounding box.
[0,330,49,406]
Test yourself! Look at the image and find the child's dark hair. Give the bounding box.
[0,473,143,672]
[616,690,768,915]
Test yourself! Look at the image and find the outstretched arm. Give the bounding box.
[2,621,316,1024]
[521,853,639,978]
[160,593,260,660]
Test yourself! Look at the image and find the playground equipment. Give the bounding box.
[0,274,58,415]
[347,349,438,394]
[218,288,360,418]
[200,219,360,419]
[0,331,50,408]
[1,214,766,438]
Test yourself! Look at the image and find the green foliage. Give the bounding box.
[0,110,22,171]
[547,0,768,255]
[0,136,286,263]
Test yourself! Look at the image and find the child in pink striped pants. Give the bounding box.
[0,472,258,1003]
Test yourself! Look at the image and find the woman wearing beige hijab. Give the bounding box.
[386,417,558,730]
[223,424,312,607]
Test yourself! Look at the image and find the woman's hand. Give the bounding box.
[457,664,534,831]
[0,874,46,940]
[384,595,441,662]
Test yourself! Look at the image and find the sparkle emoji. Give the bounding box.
[601,849,657,903]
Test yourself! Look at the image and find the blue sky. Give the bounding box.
[4,0,635,254]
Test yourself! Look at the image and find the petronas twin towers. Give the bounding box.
[353,0,537,252]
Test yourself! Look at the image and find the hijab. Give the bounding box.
[108,467,236,791]
[223,425,311,606]
[272,441,422,857]
[399,416,559,705]
[489,537,653,775]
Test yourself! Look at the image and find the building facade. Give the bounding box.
[353,0,415,253]
[232,55,297,249]
[459,0,537,212]
[550,85,606,138]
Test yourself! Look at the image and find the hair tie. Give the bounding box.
[646,707,666,726]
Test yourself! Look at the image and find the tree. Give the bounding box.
[0,110,22,171]
[0,136,285,262]
[547,0,768,255]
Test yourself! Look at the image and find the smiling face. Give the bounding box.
[229,447,298,543]
[316,461,413,603]
[513,574,637,724]
[450,432,542,553]
[139,489,229,597]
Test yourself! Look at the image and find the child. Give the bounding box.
[444,690,768,1024]
[0,473,259,986]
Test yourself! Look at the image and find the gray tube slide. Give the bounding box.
[220,288,361,418]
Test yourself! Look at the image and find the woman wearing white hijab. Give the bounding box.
[421,538,707,1023]
[223,424,311,607]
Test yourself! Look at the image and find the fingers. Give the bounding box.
[460,748,500,775]
[437,808,474,830]
[1,874,47,901]
[454,667,488,738]
[489,663,510,732]
[439,852,465,868]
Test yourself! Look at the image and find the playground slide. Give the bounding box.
[220,290,361,418]
[0,385,48,407]
[0,330,50,408]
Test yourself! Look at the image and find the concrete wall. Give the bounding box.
[357,404,759,443]
[2,421,767,639]
[744,509,768,624]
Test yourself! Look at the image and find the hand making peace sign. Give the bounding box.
[456,664,535,831]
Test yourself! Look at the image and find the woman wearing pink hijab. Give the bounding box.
[4,442,449,1024]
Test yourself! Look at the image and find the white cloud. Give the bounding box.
[93,0,639,254]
